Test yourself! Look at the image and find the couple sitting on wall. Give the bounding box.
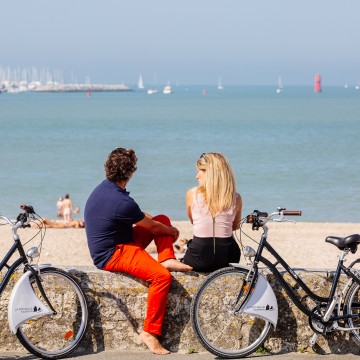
[84,148,242,355]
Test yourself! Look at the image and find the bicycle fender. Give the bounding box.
[8,265,53,334]
[229,263,278,326]
[241,273,278,327]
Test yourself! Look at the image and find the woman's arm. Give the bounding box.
[186,188,194,224]
[232,193,243,231]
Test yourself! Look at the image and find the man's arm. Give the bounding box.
[135,216,179,241]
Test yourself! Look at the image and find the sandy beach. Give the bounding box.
[1,220,359,270]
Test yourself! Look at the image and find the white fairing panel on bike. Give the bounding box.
[8,270,53,334]
[242,273,278,326]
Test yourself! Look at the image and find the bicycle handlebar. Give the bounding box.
[246,207,302,230]
[20,204,35,214]
[0,204,38,242]
[248,208,301,220]
[282,210,302,216]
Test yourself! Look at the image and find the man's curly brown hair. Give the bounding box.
[105,148,137,183]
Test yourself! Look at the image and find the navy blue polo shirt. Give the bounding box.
[84,179,145,269]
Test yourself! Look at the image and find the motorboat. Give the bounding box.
[163,84,172,94]
[147,88,158,95]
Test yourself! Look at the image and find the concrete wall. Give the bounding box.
[0,266,359,355]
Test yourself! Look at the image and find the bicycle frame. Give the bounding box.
[0,218,57,333]
[247,221,360,323]
[0,238,29,295]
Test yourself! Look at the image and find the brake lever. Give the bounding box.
[272,217,296,224]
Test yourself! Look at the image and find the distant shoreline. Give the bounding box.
[32,83,132,92]
[1,82,132,93]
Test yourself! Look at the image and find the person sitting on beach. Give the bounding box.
[84,147,192,355]
[56,197,63,219]
[32,218,85,229]
[181,152,242,272]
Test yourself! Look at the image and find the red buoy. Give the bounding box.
[314,74,321,93]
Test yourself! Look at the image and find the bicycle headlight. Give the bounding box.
[27,246,40,259]
[244,246,256,258]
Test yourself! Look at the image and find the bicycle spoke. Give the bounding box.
[191,267,272,358]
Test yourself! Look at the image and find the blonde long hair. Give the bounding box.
[197,153,236,217]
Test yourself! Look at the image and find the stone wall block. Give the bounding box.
[0,266,359,355]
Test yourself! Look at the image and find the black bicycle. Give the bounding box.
[191,207,360,358]
[0,204,88,359]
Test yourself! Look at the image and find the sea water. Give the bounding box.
[0,85,359,222]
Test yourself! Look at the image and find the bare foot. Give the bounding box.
[139,331,170,355]
[161,258,192,272]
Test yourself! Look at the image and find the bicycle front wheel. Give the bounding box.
[16,267,88,359]
[344,280,360,345]
[191,267,273,359]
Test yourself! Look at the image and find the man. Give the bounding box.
[62,193,73,223]
[84,147,192,355]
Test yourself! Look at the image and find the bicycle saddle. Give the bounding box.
[326,234,360,251]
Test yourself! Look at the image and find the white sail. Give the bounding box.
[217,77,223,90]
[138,74,144,89]
[276,76,283,93]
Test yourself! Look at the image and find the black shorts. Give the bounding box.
[182,236,241,272]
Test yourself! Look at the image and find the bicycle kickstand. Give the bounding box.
[309,332,318,347]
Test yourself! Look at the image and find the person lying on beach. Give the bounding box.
[32,218,85,229]
[84,147,192,355]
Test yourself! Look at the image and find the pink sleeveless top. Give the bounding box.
[191,188,239,238]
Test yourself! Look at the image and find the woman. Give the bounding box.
[56,197,63,218]
[182,152,242,272]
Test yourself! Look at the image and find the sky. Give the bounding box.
[2,1,360,86]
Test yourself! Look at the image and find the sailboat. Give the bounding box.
[138,74,144,89]
[217,77,223,90]
[276,76,283,93]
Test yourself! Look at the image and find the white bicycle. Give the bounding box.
[0,204,88,359]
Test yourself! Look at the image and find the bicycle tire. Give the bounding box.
[191,267,273,358]
[15,267,88,359]
[344,280,360,345]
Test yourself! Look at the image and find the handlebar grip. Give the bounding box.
[20,204,35,214]
[253,210,268,218]
[283,210,302,216]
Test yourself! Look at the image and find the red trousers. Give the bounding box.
[103,214,176,335]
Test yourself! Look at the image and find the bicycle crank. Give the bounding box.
[309,305,338,334]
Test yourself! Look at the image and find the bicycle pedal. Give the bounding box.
[309,333,318,347]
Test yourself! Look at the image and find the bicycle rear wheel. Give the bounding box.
[344,280,360,345]
[191,267,273,359]
[16,267,88,359]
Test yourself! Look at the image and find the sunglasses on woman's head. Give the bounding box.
[200,153,208,162]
